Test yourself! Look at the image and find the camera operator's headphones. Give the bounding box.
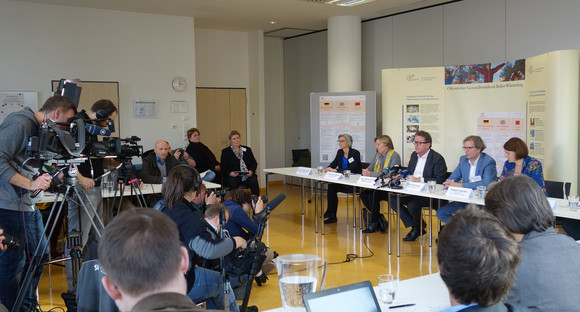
[95,106,116,120]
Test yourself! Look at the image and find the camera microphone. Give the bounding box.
[266,193,286,212]
[86,124,111,136]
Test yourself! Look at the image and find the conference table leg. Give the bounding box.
[353,186,357,228]
[320,182,325,235]
[397,193,401,257]
[429,198,433,247]
[265,173,270,199]
[388,192,392,255]
[314,181,319,233]
[301,178,305,215]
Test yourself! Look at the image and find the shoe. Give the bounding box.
[255,273,268,286]
[244,305,259,312]
[378,215,388,233]
[323,210,331,218]
[403,227,427,242]
[362,222,380,233]
[324,217,337,224]
[261,261,275,275]
[273,250,279,259]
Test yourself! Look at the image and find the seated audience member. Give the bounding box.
[438,206,527,312]
[221,130,260,196]
[141,140,182,184]
[484,175,580,311]
[186,128,220,183]
[360,135,402,233]
[389,130,447,241]
[500,137,547,195]
[161,165,244,312]
[98,208,203,311]
[323,134,362,224]
[436,135,497,223]
[222,189,276,286]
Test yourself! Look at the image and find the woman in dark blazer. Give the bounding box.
[220,130,260,196]
[323,134,362,224]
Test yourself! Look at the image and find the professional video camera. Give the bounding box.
[27,118,86,161]
[89,136,143,158]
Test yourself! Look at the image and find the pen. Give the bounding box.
[389,303,416,309]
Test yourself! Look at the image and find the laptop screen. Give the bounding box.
[303,281,381,312]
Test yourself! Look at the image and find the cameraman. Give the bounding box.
[65,99,118,293]
[0,95,77,311]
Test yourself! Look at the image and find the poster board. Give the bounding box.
[310,91,376,168]
[51,80,120,133]
[0,92,38,125]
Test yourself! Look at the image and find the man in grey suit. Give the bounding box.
[436,135,497,223]
[389,130,447,241]
[485,175,580,311]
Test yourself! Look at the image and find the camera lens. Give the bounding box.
[1,230,21,251]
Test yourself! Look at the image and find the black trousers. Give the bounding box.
[224,174,260,196]
[360,189,390,224]
[324,183,356,218]
[388,195,431,228]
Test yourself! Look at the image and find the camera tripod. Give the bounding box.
[13,160,105,312]
[108,158,147,218]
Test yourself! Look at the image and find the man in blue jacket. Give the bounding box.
[436,135,497,223]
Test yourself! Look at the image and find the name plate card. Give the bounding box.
[445,186,474,199]
[357,176,378,187]
[295,167,313,175]
[547,199,559,211]
[403,181,427,192]
[324,172,344,181]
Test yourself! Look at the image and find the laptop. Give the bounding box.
[303,280,382,312]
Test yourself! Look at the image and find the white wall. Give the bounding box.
[283,0,580,190]
[0,0,196,161]
[265,36,286,181]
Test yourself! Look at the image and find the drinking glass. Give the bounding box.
[477,185,487,198]
[569,195,579,212]
[377,274,398,304]
[427,180,436,193]
[317,166,324,175]
[343,169,351,178]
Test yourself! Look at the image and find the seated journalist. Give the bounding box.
[438,206,528,312]
[98,208,204,311]
[141,140,182,184]
[484,175,580,311]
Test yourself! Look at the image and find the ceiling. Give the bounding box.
[17,0,456,38]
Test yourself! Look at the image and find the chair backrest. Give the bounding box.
[291,148,310,167]
[545,180,571,199]
[361,162,370,169]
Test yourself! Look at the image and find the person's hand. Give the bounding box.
[32,173,52,191]
[205,191,218,205]
[183,152,190,160]
[443,180,461,188]
[405,176,420,182]
[254,197,265,214]
[78,175,95,190]
[233,236,247,249]
[0,229,7,252]
[230,172,239,177]
[362,168,371,177]
[247,170,253,177]
[215,165,221,171]
[324,167,336,173]
[174,149,182,160]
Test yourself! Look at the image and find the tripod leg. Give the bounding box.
[13,189,69,312]
[130,181,147,208]
[72,186,105,238]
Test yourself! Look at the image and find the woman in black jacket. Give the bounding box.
[221,130,260,196]
[323,134,362,224]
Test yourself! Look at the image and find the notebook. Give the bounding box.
[303,280,382,312]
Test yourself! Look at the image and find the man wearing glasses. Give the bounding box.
[436,135,496,224]
[390,130,447,241]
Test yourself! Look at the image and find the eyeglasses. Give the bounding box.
[462,146,476,151]
[337,139,347,143]
[413,141,428,145]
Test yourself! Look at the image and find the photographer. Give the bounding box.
[223,189,276,286]
[161,165,243,312]
[0,95,77,311]
[65,99,118,292]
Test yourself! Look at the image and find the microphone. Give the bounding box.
[266,193,286,212]
[375,167,392,182]
[85,124,111,136]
